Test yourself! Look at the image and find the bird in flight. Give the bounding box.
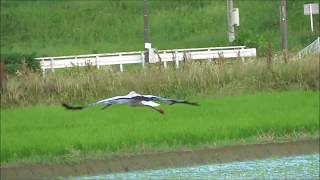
[62,91,199,114]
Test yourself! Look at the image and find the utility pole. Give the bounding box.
[280,0,288,62]
[227,0,235,42]
[144,0,150,63]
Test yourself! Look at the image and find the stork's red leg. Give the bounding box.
[146,106,165,115]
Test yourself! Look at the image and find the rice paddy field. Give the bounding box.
[1,90,319,165]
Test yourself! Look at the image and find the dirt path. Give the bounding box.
[1,138,319,179]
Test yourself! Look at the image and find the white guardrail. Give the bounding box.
[297,37,320,59]
[36,46,256,73]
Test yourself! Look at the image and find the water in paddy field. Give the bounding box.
[74,154,319,180]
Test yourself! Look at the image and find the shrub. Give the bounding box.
[0,53,39,74]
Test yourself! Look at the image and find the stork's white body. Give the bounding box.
[95,91,160,107]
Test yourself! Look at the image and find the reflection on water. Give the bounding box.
[75,154,319,179]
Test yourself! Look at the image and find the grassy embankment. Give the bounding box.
[1,0,319,57]
[1,91,319,165]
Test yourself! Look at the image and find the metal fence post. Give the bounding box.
[141,52,145,68]
[41,58,46,76]
[95,55,100,69]
[50,58,54,72]
[175,51,179,69]
[163,51,167,69]
[119,54,123,72]
[75,56,78,67]
[208,48,212,62]
[241,47,245,63]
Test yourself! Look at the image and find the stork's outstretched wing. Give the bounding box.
[62,97,121,111]
[62,93,142,110]
[140,95,199,106]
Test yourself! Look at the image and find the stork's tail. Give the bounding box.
[62,103,86,110]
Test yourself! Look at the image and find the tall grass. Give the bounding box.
[1,56,319,108]
[1,91,319,165]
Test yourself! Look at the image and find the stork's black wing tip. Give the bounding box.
[62,103,85,110]
[186,101,200,106]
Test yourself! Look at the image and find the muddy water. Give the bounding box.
[76,154,319,179]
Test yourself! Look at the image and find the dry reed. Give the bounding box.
[1,56,319,108]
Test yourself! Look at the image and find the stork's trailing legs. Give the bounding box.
[146,106,165,115]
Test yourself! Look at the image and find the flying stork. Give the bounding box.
[62,91,199,114]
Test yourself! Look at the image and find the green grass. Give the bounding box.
[1,0,319,57]
[1,91,319,165]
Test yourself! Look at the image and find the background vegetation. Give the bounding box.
[1,0,319,58]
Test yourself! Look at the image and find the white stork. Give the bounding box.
[62,91,199,114]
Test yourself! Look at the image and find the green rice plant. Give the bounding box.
[1,91,319,165]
